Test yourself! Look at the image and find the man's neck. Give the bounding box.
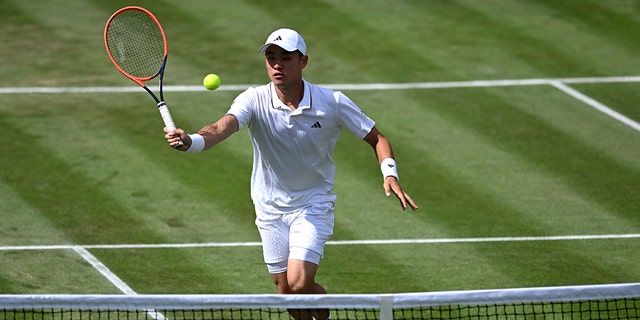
[275,80,304,110]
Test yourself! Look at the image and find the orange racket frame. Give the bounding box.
[104,6,182,147]
[104,6,168,86]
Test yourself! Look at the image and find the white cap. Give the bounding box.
[259,28,307,55]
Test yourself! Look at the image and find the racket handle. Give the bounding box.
[158,101,184,148]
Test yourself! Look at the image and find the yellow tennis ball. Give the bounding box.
[203,74,221,90]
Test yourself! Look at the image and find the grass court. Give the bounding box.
[1,0,639,295]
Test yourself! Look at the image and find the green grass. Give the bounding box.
[1,0,640,296]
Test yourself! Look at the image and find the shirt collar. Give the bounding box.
[270,79,311,111]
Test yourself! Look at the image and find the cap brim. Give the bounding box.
[258,43,298,54]
[258,43,272,53]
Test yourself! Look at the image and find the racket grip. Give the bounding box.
[158,101,184,148]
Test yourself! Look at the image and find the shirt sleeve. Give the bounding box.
[226,87,256,131]
[334,91,376,139]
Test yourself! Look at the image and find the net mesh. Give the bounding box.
[396,299,640,319]
[106,8,166,79]
[1,283,638,320]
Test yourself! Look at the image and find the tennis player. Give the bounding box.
[165,28,418,319]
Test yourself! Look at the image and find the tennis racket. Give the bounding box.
[104,6,183,147]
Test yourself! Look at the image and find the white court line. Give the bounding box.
[72,246,167,320]
[72,246,137,295]
[0,76,640,131]
[2,76,638,132]
[549,81,640,132]
[7,234,640,311]
[2,234,639,251]
[1,76,639,93]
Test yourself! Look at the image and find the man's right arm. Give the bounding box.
[165,114,240,152]
[197,114,240,151]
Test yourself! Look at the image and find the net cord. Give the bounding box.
[0,283,638,310]
[392,282,640,308]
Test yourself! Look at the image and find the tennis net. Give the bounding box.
[0,282,638,319]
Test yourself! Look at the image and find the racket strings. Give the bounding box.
[106,9,165,79]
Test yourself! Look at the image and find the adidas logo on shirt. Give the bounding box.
[311,121,322,128]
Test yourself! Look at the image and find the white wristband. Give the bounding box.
[380,158,399,181]
[185,134,205,153]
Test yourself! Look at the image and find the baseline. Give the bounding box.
[0,76,639,94]
[1,234,639,251]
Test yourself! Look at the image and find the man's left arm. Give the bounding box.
[363,127,419,211]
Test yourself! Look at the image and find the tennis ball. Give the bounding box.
[203,74,221,90]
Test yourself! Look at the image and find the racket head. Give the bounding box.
[104,6,168,86]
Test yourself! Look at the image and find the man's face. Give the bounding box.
[264,45,308,89]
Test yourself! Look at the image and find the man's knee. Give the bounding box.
[288,278,312,293]
[287,260,320,293]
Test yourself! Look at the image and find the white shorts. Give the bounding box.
[255,202,334,272]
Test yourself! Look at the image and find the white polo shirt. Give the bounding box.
[227,80,375,214]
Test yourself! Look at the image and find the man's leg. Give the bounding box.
[271,260,329,320]
[286,259,325,294]
[289,259,329,320]
[262,204,334,319]
[269,260,327,294]
[271,271,292,294]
